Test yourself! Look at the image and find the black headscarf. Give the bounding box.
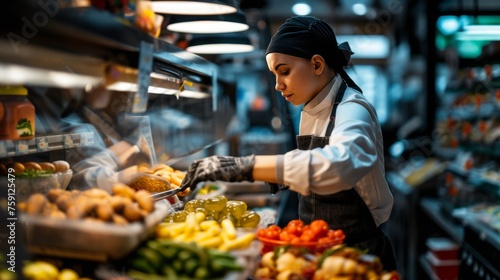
[266,16,362,93]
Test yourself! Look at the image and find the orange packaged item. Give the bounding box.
[0,86,35,140]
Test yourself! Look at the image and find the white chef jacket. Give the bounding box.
[276,75,394,226]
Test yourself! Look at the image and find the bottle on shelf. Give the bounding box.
[0,85,35,140]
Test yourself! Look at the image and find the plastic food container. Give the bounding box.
[0,170,72,201]
[425,251,460,280]
[426,237,460,260]
[20,202,170,261]
[257,235,345,254]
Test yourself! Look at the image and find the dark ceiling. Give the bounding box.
[239,0,397,22]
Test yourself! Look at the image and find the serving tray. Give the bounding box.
[20,202,171,261]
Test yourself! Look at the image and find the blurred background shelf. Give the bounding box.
[0,132,94,157]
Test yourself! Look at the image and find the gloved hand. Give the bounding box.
[180,155,255,191]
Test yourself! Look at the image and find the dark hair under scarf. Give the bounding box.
[266,16,362,93]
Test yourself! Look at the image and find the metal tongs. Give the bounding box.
[148,186,188,201]
[147,138,230,202]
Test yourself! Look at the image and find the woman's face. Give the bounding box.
[266,52,323,106]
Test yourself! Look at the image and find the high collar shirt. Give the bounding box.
[278,75,393,226]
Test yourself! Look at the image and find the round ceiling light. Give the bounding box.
[187,33,255,54]
[167,12,249,33]
[150,0,237,15]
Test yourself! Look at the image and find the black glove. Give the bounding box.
[266,182,290,194]
[180,155,255,191]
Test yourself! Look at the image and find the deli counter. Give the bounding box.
[0,2,401,280]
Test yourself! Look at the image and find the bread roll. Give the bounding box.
[23,162,42,171]
[82,188,110,199]
[112,214,129,226]
[95,202,114,221]
[52,160,70,172]
[7,162,25,174]
[25,193,47,215]
[39,162,56,172]
[0,163,8,175]
[112,183,136,199]
[134,190,154,213]
[46,188,66,203]
[109,196,132,214]
[123,203,144,222]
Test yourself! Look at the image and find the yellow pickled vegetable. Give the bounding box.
[219,232,255,251]
[221,219,237,240]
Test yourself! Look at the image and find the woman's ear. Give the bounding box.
[311,54,326,75]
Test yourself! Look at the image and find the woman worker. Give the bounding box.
[180,15,396,270]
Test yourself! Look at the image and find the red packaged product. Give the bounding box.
[426,237,460,260]
[425,251,460,280]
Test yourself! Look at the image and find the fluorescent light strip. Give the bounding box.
[106,80,210,98]
[0,63,103,89]
[179,89,210,98]
[456,24,500,40]
[463,25,500,33]
[187,43,254,54]
[455,32,500,41]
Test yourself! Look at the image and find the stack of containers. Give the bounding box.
[425,237,461,280]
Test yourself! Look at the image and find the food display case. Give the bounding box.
[0,1,243,279]
[410,2,500,280]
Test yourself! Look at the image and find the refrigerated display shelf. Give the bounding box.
[460,142,500,159]
[437,103,500,121]
[419,254,442,280]
[445,163,469,179]
[0,132,94,157]
[420,198,464,243]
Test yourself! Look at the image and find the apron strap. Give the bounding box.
[325,82,347,137]
[269,81,348,197]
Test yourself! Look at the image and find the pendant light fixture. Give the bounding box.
[166,11,249,34]
[186,32,254,54]
[150,0,238,15]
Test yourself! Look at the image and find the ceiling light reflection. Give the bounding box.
[166,12,249,34]
[168,21,249,33]
[187,33,255,54]
[437,16,460,35]
[0,64,103,89]
[187,43,254,54]
[352,3,367,16]
[292,3,311,16]
[150,1,237,15]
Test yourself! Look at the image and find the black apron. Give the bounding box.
[276,82,396,270]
